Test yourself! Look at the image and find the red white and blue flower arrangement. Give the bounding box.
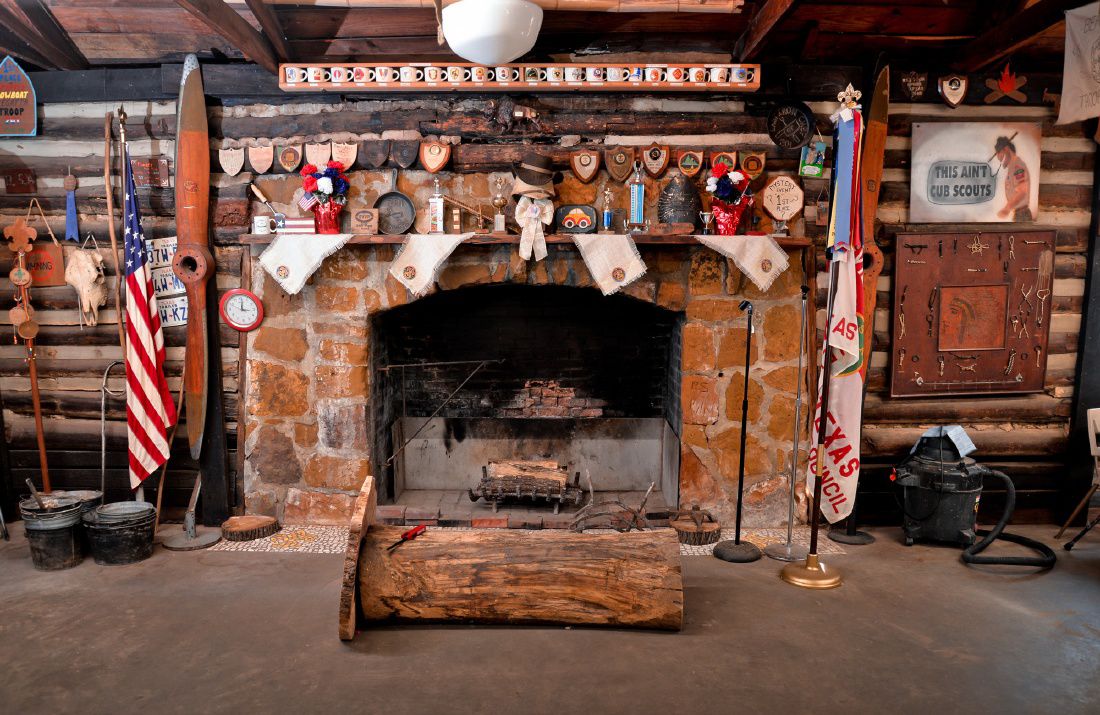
[300,161,350,234]
[705,163,753,236]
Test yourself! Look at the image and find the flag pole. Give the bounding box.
[780,84,865,590]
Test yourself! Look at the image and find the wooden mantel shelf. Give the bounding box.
[240,233,812,248]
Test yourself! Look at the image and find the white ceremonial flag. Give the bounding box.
[1058,2,1100,125]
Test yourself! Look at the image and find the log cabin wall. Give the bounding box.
[0,62,1089,525]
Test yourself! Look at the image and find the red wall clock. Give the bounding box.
[219,288,264,332]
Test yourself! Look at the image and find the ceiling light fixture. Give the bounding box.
[441,0,544,66]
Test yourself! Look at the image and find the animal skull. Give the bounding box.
[65,246,107,327]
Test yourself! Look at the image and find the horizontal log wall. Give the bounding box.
[0,99,243,513]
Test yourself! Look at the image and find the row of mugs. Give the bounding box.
[285,65,754,85]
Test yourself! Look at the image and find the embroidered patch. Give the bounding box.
[403,265,417,280]
[276,265,289,279]
[761,259,773,272]
[612,267,626,282]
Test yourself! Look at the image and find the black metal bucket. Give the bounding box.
[83,505,156,565]
[19,496,84,571]
[49,490,102,555]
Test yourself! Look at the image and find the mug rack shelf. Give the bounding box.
[279,62,760,93]
[240,232,810,248]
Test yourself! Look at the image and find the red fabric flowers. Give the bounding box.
[710,163,729,179]
[300,163,318,177]
[302,175,318,192]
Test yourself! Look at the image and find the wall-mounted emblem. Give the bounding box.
[938,74,968,108]
[641,143,669,178]
[569,149,601,183]
[278,145,302,172]
[0,56,36,137]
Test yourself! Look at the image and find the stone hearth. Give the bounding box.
[242,243,807,527]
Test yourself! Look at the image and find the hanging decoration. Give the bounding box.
[984,63,1027,104]
[305,142,332,168]
[419,140,452,173]
[604,147,634,182]
[64,235,108,327]
[64,171,79,241]
[0,55,36,137]
[389,232,472,296]
[569,149,601,183]
[676,150,703,178]
[641,143,670,178]
[938,74,968,108]
[278,145,302,172]
[331,142,358,170]
[259,232,356,295]
[572,232,646,296]
[515,196,553,261]
[248,145,274,174]
[696,234,788,292]
[218,147,245,176]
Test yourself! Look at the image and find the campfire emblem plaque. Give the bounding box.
[677,150,703,178]
[278,145,302,172]
[740,151,766,180]
[570,149,601,183]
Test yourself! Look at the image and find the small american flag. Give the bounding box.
[298,191,319,212]
[123,149,177,488]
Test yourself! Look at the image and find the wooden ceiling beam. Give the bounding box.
[0,26,56,70]
[0,1,86,70]
[254,0,745,12]
[954,0,1078,73]
[737,0,798,61]
[243,0,294,61]
[176,0,279,74]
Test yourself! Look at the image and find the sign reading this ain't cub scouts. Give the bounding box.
[0,56,36,137]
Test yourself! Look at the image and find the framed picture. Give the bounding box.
[909,122,1040,223]
[798,141,827,177]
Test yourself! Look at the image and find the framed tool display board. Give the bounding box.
[890,230,1055,397]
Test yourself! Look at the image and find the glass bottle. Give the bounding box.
[428,177,445,234]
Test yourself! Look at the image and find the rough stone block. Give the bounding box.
[261,271,304,319]
[317,250,369,281]
[716,325,757,366]
[303,455,371,491]
[283,488,355,525]
[315,284,360,312]
[686,298,739,323]
[689,251,724,296]
[293,422,318,448]
[763,304,801,361]
[767,394,797,441]
[249,361,309,417]
[656,282,686,310]
[253,326,308,363]
[763,366,800,392]
[713,430,773,479]
[314,364,369,399]
[682,323,715,372]
[682,375,719,425]
[724,372,765,422]
[250,426,302,485]
[318,402,369,449]
[244,488,277,516]
[318,340,369,365]
[376,504,407,525]
[436,263,493,290]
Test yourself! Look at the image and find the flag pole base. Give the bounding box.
[713,539,762,563]
[828,527,875,545]
[763,541,809,562]
[161,526,221,551]
[780,553,842,589]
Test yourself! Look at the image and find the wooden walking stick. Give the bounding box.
[103,111,125,351]
[3,211,51,492]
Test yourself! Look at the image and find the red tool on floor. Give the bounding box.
[387,524,427,552]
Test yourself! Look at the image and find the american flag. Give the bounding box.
[123,149,177,488]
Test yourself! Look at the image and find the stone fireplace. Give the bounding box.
[242,242,807,527]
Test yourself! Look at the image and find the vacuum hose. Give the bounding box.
[961,469,1056,569]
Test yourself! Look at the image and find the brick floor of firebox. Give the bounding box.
[387,488,669,529]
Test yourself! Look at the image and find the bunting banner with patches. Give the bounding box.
[218,147,245,176]
[258,232,355,295]
[389,233,472,296]
[806,107,865,524]
[696,234,789,291]
[740,152,766,180]
[570,149,601,183]
[332,142,358,169]
[605,147,635,182]
[642,144,670,177]
[279,145,302,172]
[305,142,331,167]
[419,140,451,173]
[248,145,274,174]
[572,233,646,296]
[1059,2,1100,125]
[677,151,703,178]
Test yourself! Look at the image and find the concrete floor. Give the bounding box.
[1,524,1098,715]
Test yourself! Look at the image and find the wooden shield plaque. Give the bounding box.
[247,145,274,174]
[0,56,36,137]
[740,152,766,180]
[711,151,738,174]
[391,140,419,169]
[419,141,451,173]
[938,74,968,108]
[305,142,331,167]
[332,142,357,170]
[677,151,703,178]
[570,149,601,183]
[605,147,634,182]
[360,140,391,168]
[278,145,302,172]
[642,143,670,178]
[218,147,245,176]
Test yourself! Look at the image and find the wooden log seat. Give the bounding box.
[339,477,683,639]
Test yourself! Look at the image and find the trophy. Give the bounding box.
[699,211,714,235]
[492,176,508,232]
[599,184,614,234]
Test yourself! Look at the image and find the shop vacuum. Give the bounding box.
[892,430,1056,569]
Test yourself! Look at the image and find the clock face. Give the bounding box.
[219,289,263,332]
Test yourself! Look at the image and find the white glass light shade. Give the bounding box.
[442,0,544,66]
